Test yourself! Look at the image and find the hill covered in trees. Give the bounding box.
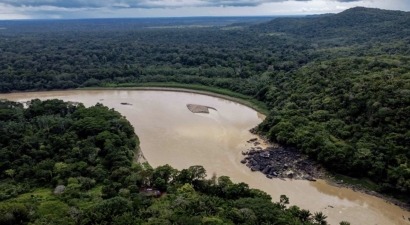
[0,100,334,224]
[0,7,409,199]
[253,7,410,197]
[253,7,410,43]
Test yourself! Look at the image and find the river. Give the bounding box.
[1,89,409,225]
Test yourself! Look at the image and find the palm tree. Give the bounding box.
[299,209,312,222]
[313,212,328,225]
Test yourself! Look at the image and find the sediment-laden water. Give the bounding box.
[1,90,409,225]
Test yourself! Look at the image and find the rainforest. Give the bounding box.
[0,6,409,225]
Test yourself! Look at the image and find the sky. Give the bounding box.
[0,0,409,20]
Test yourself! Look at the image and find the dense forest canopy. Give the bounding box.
[253,7,410,43]
[0,99,137,198]
[0,100,335,225]
[0,7,409,198]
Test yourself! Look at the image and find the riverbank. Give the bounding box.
[245,134,410,212]
[86,84,409,211]
[1,89,408,225]
[81,82,269,115]
[250,124,410,211]
[325,174,410,211]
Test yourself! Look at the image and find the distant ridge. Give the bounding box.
[331,7,409,25]
[253,7,410,42]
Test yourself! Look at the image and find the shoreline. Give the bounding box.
[1,85,268,115]
[2,87,408,213]
[251,126,410,211]
[323,175,410,211]
[80,85,269,115]
[251,133,410,212]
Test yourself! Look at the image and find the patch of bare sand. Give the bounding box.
[187,104,216,113]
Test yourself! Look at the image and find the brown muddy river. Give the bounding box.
[1,89,409,225]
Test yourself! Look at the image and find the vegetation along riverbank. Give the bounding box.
[82,83,269,115]
[0,99,340,224]
[0,5,409,218]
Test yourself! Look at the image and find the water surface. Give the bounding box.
[1,90,409,225]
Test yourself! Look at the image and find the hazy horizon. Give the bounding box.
[0,0,409,20]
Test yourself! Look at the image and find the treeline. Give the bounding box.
[0,100,336,225]
[0,22,310,93]
[0,7,409,197]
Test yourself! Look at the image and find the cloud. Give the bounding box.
[0,0,407,19]
[0,0,363,9]
[202,0,303,7]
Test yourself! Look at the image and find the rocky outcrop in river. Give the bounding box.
[242,139,323,181]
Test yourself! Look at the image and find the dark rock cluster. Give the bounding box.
[242,139,323,181]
